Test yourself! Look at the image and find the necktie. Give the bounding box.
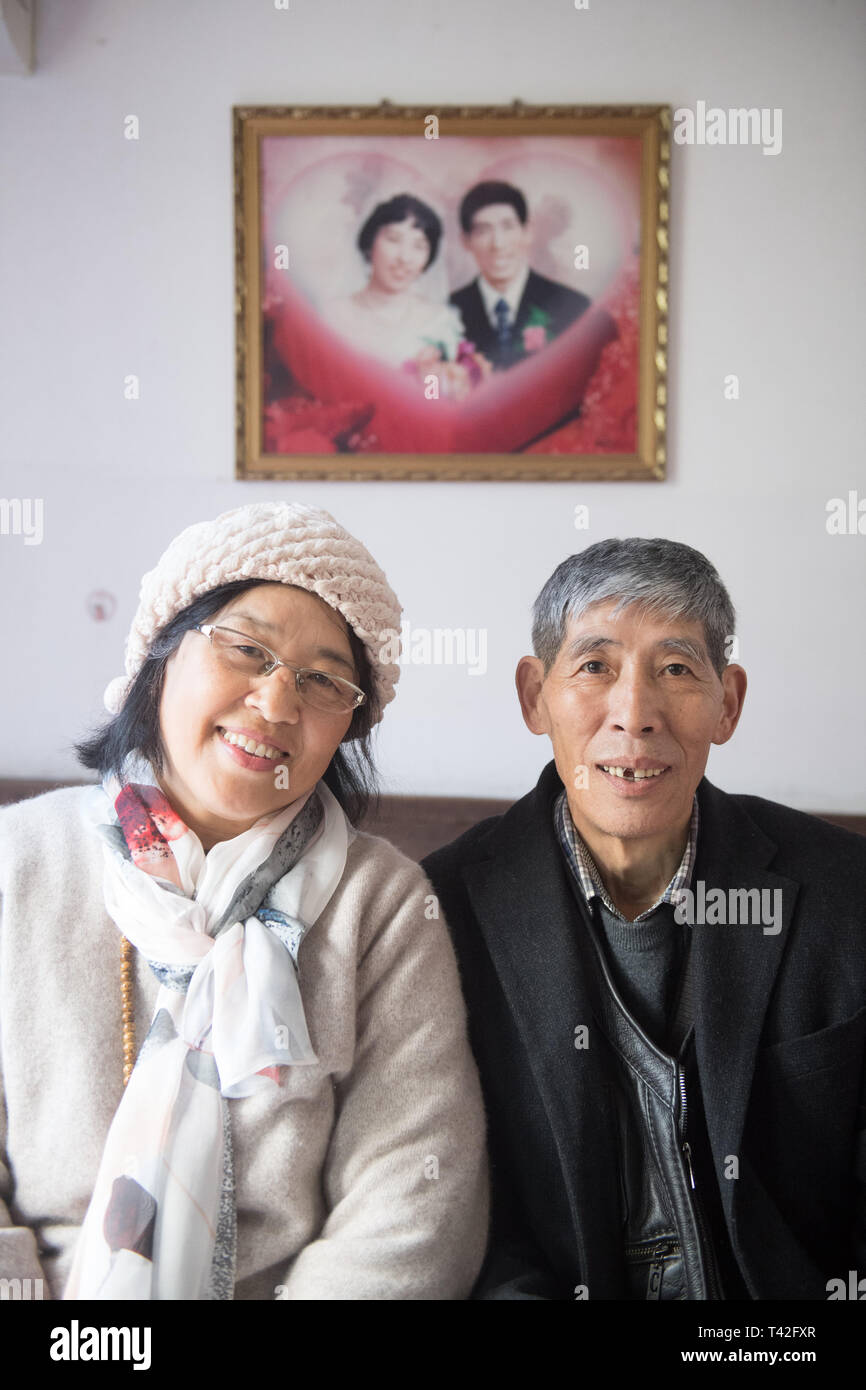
[494,297,512,355]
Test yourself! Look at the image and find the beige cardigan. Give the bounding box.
[0,788,489,1299]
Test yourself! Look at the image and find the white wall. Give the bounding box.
[1,0,864,809]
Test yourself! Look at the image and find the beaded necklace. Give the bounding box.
[120,936,135,1086]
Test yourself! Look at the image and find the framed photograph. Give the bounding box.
[234,101,670,481]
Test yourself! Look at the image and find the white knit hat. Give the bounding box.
[104,502,402,722]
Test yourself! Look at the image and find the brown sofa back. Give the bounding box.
[0,779,863,862]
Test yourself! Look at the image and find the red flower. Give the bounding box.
[264,397,375,454]
[528,261,641,455]
[522,325,547,353]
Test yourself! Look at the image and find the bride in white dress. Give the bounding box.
[323,194,487,395]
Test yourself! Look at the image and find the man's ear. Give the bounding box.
[516,655,550,735]
[712,663,747,746]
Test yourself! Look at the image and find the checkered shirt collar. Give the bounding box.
[554,787,700,924]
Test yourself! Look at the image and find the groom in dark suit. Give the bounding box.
[450,180,593,370]
[423,537,866,1301]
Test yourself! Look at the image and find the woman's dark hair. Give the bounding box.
[357,193,442,270]
[76,579,379,826]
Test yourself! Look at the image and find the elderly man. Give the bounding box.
[423,537,866,1301]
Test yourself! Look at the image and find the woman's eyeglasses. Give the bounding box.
[195,624,366,715]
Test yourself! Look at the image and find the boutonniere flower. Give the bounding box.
[520,307,553,354]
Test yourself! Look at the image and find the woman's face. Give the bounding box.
[368,216,431,293]
[157,583,358,849]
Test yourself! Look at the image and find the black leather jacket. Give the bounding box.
[576,890,725,1299]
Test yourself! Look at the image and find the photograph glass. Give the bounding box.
[235,104,669,480]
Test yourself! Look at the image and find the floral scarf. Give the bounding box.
[64,768,350,1300]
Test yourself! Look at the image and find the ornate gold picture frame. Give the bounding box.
[234,101,669,480]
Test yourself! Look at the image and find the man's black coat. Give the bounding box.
[422,761,866,1300]
[450,270,591,369]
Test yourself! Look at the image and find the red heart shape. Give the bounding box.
[270,282,619,454]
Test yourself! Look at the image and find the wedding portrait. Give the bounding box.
[236,106,666,478]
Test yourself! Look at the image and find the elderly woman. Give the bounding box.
[0,501,488,1300]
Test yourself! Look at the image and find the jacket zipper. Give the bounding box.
[624,1238,681,1300]
[678,1064,688,1137]
[678,1063,723,1299]
[572,882,725,1301]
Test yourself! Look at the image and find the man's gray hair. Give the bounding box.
[531,538,736,677]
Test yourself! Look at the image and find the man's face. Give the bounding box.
[517,599,746,848]
[463,203,532,290]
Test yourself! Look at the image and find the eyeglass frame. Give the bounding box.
[195,623,367,714]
